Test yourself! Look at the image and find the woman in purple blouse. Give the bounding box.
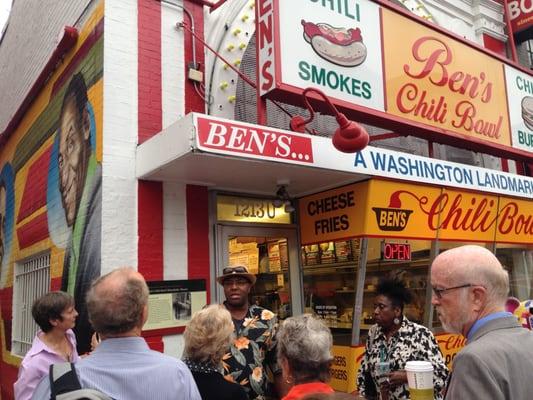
[14,291,80,400]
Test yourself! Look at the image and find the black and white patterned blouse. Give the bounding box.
[357,317,449,400]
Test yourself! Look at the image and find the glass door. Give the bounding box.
[216,225,302,319]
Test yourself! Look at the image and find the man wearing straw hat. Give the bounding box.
[217,265,282,399]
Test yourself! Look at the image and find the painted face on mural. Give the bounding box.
[58,96,91,226]
[0,184,6,265]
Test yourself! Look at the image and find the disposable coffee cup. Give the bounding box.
[405,361,433,400]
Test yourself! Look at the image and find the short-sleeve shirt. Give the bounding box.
[222,304,280,400]
[356,317,449,400]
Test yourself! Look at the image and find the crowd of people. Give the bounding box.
[13,245,533,400]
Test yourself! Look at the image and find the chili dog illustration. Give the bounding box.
[301,19,367,67]
[521,96,533,130]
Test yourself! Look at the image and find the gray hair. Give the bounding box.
[183,304,234,365]
[277,314,333,383]
[87,267,149,335]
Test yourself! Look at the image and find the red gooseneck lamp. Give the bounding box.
[289,87,369,153]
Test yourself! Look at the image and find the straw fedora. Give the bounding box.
[216,265,257,285]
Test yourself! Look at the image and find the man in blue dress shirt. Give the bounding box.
[431,245,533,400]
[32,267,201,400]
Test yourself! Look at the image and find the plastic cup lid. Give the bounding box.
[405,361,433,372]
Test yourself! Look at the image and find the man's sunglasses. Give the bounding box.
[222,266,247,274]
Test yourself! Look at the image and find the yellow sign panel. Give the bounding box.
[436,333,466,370]
[299,183,367,245]
[364,180,531,244]
[382,9,511,147]
[437,188,500,242]
[330,345,365,393]
[495,196,533,243]
[363,180,441,240]
[300,179,531,244]
[217,195,291,224]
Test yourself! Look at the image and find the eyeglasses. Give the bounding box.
[431,284,475,299]
[222,266,247,275]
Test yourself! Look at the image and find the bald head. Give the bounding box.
[87,267,149,337]
[432,245,509,309]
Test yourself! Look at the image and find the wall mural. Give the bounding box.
[0,4,103,369]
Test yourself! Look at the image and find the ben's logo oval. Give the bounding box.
[372,207,413,231]
[372,190,416,231]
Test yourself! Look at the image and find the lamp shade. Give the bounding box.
[332,113,369,153]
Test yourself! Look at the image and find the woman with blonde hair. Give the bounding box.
[183,304,246,400]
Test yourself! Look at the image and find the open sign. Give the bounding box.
[381,242,411,261]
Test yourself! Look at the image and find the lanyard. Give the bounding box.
[380,343,388,362]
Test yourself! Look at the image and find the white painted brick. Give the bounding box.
[163,181,188,280]
[163,334,185,358]
[102,0,138,271]
[162,2,186,129]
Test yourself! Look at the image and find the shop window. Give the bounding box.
[227,236,292,319]
[302,239,362,346]
[362,238,432,338]
[496,245,533,301]
[11,253,50,356]
[526,40,533,68]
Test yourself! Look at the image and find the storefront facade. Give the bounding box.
[137,112,532,392]
[0,0,531,397]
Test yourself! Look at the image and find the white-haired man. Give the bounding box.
[32,267,201,400]
[431,245,533,399]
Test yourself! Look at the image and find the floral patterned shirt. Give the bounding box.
[222,304,280,400]
[356,317,449,400]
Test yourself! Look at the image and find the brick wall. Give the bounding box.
[0,0,92,133]
[101,0,139,274]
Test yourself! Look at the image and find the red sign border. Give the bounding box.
[258,0,533,162]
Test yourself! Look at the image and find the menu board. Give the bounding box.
[319,242,336,264]
[228,238,259,273]
[303,244,320,265]
[268,241,281,272]
[279,239,288,270]
[334,240,352,262]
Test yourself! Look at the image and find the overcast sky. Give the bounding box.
[0,1,12,40]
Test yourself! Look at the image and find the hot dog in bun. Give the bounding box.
[301,19,367,67]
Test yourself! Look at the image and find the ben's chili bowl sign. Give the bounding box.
[366,180,532,244]
[194,115,314,164]
[382,9,511,147]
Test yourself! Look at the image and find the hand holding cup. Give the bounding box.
[405,361,434,400]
